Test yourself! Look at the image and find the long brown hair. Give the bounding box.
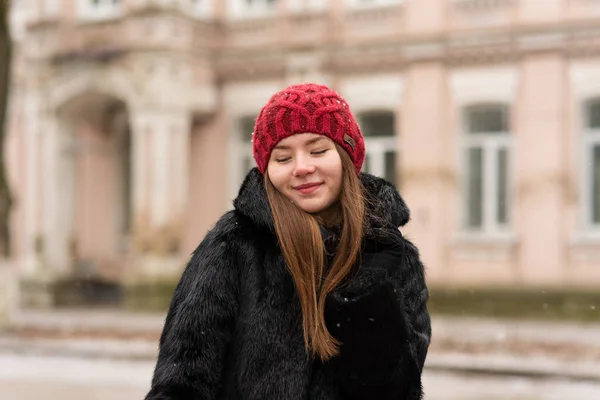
[265,144,365,360]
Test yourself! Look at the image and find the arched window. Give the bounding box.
[462,103,511,233]
[358,111,398,185]
[584,98,600,228]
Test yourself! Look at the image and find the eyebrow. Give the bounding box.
[273,136,325,150]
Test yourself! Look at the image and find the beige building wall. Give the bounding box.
[6,0,600,306]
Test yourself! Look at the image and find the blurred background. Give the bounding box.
[1,0,600,398]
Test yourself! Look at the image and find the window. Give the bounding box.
[9,0,27,40]
[288,0,327,12]
[358,112,398,185]
[190,0,213,18]
[233,116,257,190]
[583,98,600,228]
[23,0,61,20]
[80,0,121,21]
[229,0,278,18]
[346,0,403,8]
[462,104,511,233]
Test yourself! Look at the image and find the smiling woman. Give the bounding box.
[146,83,431,400]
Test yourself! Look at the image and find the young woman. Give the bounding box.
[145,83,431,400]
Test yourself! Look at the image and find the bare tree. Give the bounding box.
[0,0,13,257]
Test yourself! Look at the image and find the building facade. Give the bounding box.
[6,0,600,306]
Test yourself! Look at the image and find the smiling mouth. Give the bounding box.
[294,183,323,194]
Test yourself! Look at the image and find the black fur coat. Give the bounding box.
[145,168,431,400]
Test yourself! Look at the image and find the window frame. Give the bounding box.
[345,0,404,9]
[9,0,28,40]
[581,97,600,234]
[357,110,399,186]
[188,0,214,19]
[230,115,256,200]
[227,0,278,19]
[460,103,513,237]
[79,0,122,22]
[287,0,328,13]
[25,0,61,21]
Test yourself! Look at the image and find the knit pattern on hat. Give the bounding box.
[252,83,365,174]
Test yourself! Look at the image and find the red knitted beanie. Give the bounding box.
[252,83,365,174]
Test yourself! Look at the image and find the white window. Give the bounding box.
[288,0,327,13]
[462,104,512,234]
[22,0,60,21]
[358,111,398,185]
[346,0,403,9]
[583,98,600,230]
[189,0,213,18]
[80,0,122,21]
[228,0,278,18]
[9,0,27,40]
[232,116,256,189]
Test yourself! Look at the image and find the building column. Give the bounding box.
[398,0,450,285]
[0,259,17,328]
[400,62,452,283]
[128,108,191,281]
[19,104,76,308]
[41,108,75,279]
[182,110,229,255]
[20,87,43,278]
[515,54,567,285]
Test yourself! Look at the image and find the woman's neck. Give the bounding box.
[315,202,342,229]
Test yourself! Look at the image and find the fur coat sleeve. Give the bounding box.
[145,214,239,400]
[325,227,431,400]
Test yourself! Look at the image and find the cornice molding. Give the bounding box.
[451,0,515,12]
[193,22,600,79]
[343,3,404,22]
[21,13,600,77]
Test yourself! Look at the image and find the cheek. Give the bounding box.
[326,157,343,186]
[267,164,289,192]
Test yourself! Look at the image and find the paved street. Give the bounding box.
[1,352,599,400]
[2,310,600,399]
[423,371,600,400]
[0,352,151,399]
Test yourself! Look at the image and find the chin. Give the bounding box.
[296,200,328,214]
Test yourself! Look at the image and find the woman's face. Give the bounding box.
[267,133,343,215]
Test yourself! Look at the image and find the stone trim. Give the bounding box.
[451,0,515,12]
[21,6,600,79]
[214,21,600,78]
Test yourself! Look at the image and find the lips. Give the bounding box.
[294,182,323,194]
[294,182,321,190]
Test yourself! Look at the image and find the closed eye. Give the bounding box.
[312,149,328,155]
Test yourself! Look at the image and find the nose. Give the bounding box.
[292,154,316,177]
